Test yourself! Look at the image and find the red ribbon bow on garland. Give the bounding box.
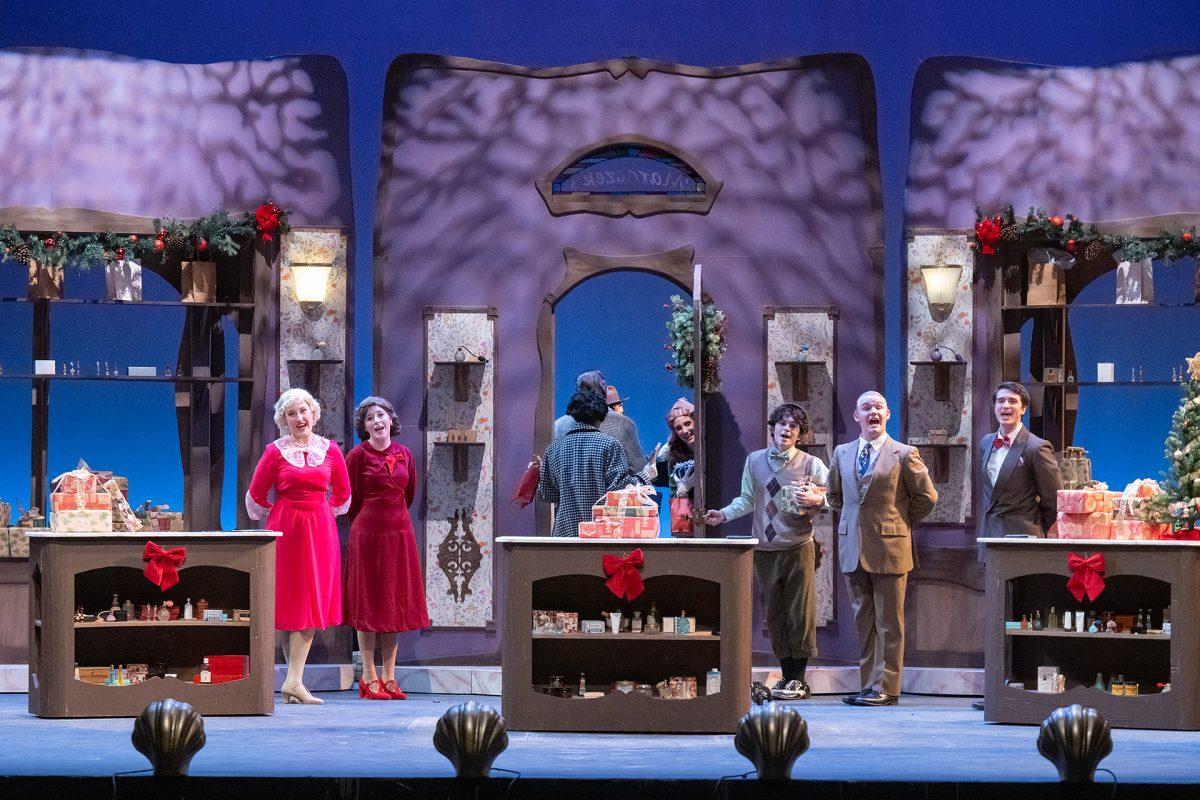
[1066,552,1105,602]
[142,541,187,591]
[254,201,283,242]
[602,548,645,601]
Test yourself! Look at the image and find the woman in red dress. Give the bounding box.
[344,396,430,700]
[246,388,351,705]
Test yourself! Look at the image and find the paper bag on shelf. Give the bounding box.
[1026,247,1072,306]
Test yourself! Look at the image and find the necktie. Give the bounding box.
[857,443,871,478]
[992,435,1011,449]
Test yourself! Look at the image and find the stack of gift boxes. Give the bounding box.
[578,487,659,538]
[49,464,145,533]
[1055,480,1170,540]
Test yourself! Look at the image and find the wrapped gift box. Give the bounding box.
[592,505,656,519]
[55,468,103,495]
[1056,511,1112,540]
[579,517,658,538]
[150,512,185,532]
[1112,519,1169,541]
[50,491,111,512]
[778,483,826,515]
[50,508,113,532]
[1057,489,1113,514]
[532,610,579,633]
[6,528,33,557]
[601,488,659,514]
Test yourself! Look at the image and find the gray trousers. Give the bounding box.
[753,540,818,660]
[845,567,907,696]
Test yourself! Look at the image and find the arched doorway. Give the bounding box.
[535,245,708,535]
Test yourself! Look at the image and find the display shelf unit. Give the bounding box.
[907,441,968,484]
[432,440,486,482]
[980,537,1200,730]
[28,530,278,718]
[909,360,967,401]
[432,359,487,402]
[499,536,753,733]
[0,210,278,532]
[773,360,827,402]
[284,357,343,405]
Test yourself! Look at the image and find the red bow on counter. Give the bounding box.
[602,548,645,601]
[1066,552,1105,602]
[142,541,187,591]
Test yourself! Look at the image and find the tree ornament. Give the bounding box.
[153,239,165,253]
[1183,231,1194,244]
[115,247,125,260]
[1084,240,1105,263]
[196,237,208,253]
[1066,239,1076,253]
[1049,215,1064,228]
[1188,352,1200,382]
[45,237,56,249]
[1001,224,1021,240]
[992,215,1003,225]
[129,234,139,243]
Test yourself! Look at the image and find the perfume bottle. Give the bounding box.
[1048,607,1058,629]
[199,657,211,685]
[578,672,586,697]
[183,598,193,620]
[1061,610,1072,630]
[1020,614,1029,630]
[631,611,642,633]
[1163,607,1172,636]
[1093,672,1105,690]
[122,599,134,620]
[1032,610,1043,631]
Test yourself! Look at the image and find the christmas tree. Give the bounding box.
[1158,352,1200,531]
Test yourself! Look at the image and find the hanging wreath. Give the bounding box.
[664,294,727,394]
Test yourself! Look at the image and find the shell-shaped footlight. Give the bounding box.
[734,702,810,782]
[433,701,508,780]
[131,699,206,778]
[1037,704,1113,784]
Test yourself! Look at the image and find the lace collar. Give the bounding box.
[274,435,331,468]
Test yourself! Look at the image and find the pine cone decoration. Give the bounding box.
[165,232,187,254]
[1084,240,1106,264]
[1001,225,1021,241]
[11,242,31,264]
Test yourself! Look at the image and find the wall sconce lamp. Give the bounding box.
[920,263,962,322]
[291,261,334,320]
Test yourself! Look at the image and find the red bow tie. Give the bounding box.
[993,435,1011,448]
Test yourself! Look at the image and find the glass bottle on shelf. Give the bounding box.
[184,598,193,620]
[578,672,586,698]
[199,658,212,685]
[1066,370,1075,383]
[1093,672,1105,691]
[1020,614,1029,630]
[109,594,120,614]
[1047,607,1058,629]
[1032,610,1043,631]
[631,611,642,633]
[1134,609,1144,634]
[1163,607,1172,636]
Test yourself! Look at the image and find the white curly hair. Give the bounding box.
[274,388,322,434]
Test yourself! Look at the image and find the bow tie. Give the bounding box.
[767,449,791,464]
[993,435,1011,449]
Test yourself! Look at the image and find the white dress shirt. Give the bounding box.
[987,423,1023,486]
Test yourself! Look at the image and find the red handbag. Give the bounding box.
[511,456,541,507]
[669,495,694,536]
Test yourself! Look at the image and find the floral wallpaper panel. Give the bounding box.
[905,234,973,524]
[424,311,495,628]
[765,309,835,626]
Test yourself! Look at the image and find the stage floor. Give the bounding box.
[0,692,1197,798]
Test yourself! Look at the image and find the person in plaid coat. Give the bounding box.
[539,390,643,537]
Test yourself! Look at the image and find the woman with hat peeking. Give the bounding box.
[649,397,697,535]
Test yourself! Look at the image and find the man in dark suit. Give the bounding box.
[978,381,1062,538]
[827,391,937,707]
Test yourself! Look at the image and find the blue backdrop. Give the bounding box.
[1,1,1198,522]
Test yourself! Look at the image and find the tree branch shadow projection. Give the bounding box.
[908,54,1200,229]
[0,49,350,225]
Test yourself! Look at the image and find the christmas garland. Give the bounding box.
[972,206,1199,264]
[664,294,727,394]
[0,200,290,270]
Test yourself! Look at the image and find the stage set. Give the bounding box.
[4,5,1200,798]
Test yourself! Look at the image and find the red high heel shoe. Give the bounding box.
[358,678,391,700]
[381,679,407,699]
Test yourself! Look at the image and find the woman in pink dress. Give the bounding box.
[246,388,351,705]
[344,396,430,700]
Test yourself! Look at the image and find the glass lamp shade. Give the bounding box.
[291,263,333,303]
[920,263,962,320]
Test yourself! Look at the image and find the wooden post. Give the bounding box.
[692,264,705,537]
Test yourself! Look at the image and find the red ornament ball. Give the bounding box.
[153,239,165,253]
[992,215,1003,225]
[197,237,208,252]
[1184,232,1194,243]
[115,247,125,259]
[1049,216,1064,228]
[1066,239,1076,253]
[45,237,56,248]
[159,228,168,237]
[129,234,139,243]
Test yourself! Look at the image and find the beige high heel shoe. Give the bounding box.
[280,683,324,705]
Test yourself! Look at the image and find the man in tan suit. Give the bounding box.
[827,391,937,706]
